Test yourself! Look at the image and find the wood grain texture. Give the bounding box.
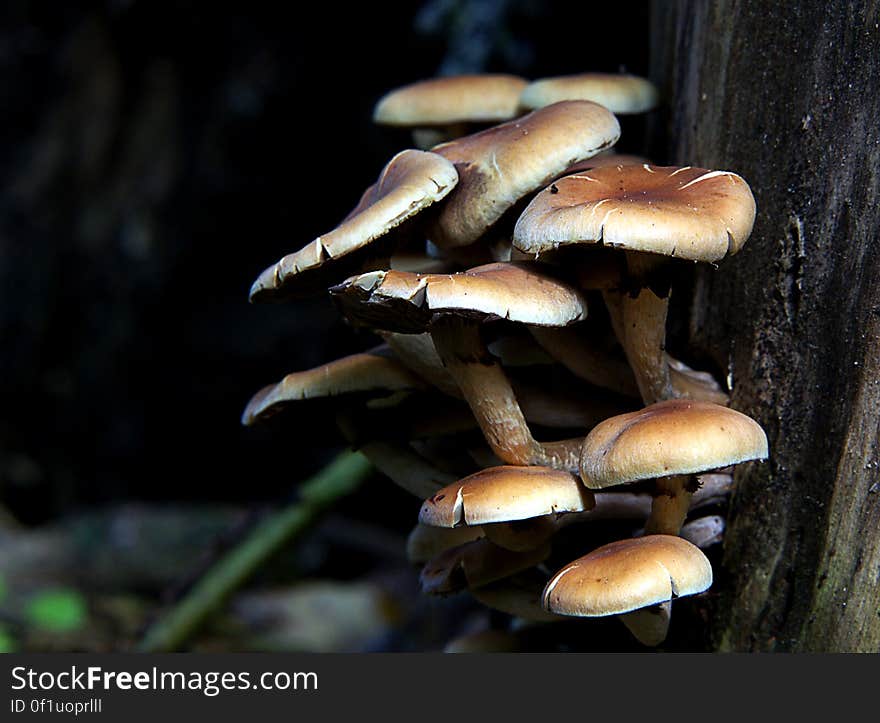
[651,0,880,651]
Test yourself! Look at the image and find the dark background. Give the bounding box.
[1,0,652,516]
[0,0,655,651]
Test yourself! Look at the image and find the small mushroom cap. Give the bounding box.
[241,348,424,425]
[513,164,756,263]
[520,73,659,114]
[331,262,588,333]
[249,149,458,301]
[428,101,620,248]
[373,74,528,127]
[580,399,768,490]
[542,535,712,617]
[420,465,595,528]
[420,538,550,595]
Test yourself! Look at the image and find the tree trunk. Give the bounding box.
[650,1,880,652]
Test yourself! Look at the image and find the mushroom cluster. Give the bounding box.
[243,71,769,649]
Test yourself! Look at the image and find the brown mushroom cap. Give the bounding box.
[542,535,712,617]
[428,101,620,248]
[513,164,756,263]
[331,262,588,333]
[249,149,458,301]
[241,347,425,425]
[419,465,595,528]
[373,74,528,127]
[580,399,768,490]
[520,73,659,114]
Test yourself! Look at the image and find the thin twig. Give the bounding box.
[136,450,373,652]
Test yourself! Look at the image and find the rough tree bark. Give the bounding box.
[651,1,880,651]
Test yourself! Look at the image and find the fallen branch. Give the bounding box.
[136,450,372,652]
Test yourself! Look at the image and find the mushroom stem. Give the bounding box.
[607,255,728,405]
[618,602,671,647]
[431,317,540,464]
[644,474,697,535]
[620,284,673,404]
[539,438,586,471]
[603,284,668,402]
[430,316,581,472]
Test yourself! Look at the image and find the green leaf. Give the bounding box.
[25,589,87,632]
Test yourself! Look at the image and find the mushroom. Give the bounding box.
[427,100,620,250]
[330,262,591,470]
[419,466,594,530]
[372,74,528,148]
[541,535,712,618]
[513,164,756,404]
[419,465,595,551]
[580,400,768,535]
[249,149,458,301]
[519,73,659,114]
[240,346,425,425]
